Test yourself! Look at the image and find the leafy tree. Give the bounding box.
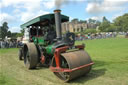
[103,16,109,22]
[16,33,23,37]
[7,31,12,37]
[0,26,2,38]
[0,22,9,39]
[113,13,128,32]
[79,20,87,23]
[106,24,116,32]
[11,33,17,39]
[99,16,110,32]
[71,18,79,23]
[20,28,24,36]
[88,18,96,24]
[96,20,101,26]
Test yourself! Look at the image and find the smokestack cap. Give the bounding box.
[54,9,61,13]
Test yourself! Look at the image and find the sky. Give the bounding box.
[0,0,128,33]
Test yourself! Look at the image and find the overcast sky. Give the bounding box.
[0,0,128,33]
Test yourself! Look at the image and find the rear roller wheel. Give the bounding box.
[19,48,23,60]
[24,43,38,69]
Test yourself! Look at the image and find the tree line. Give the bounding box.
[0,22,23,40]
[99,13,128,32]
[77,13,128,34]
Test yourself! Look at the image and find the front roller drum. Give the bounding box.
[24,43,38,69]
[51,50,93,82]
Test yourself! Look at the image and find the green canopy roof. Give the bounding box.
[21,13,69,28]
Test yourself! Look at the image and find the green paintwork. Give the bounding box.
[32,36,54,54]
[20,14,69,28]
[37,37,45,45]
[45,44,54,55]
[32,37,46,45]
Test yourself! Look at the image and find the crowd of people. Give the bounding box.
[0,32,127,48]
[0,40,22,48]
[75,32,118,41]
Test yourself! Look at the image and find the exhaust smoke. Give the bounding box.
[55,0,68,9]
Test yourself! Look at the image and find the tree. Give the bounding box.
[113,13,128,32]
[88,18,96,24]
[16,33,23,37]
[0,26,2,38]
[99,16,110,32]
[7,31,12,37]
[0,22,9,39]
[79,20,87,23]
[106,24,116,32]
[20,28,24,36]
[11,33,18,39]
[71,18,79,23]
[103,16,109,22]
[96,20,101,26]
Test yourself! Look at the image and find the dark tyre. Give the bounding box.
[19,48,23,60]
[24,43,38,69]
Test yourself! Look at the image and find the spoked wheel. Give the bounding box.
[52,56,70,82]
[54,72,70,81]
[24,43,38,69]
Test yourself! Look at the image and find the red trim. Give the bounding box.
[41,52,45,64]
[54,51,60,67]
[50,62,94,72]
[54,45,84,68]
[54,46,68,67]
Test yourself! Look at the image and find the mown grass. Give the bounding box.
[0,37,128,85]
[0,71,20,85]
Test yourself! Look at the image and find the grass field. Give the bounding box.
[0,38,128,85]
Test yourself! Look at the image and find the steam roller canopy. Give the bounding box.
[53,50,92,82]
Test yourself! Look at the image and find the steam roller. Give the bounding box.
[50,9,93,82]
[19,9,94,82]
